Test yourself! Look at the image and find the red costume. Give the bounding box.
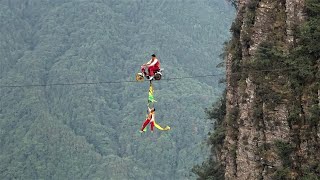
[141,109,155,132]
[141,58,160,77]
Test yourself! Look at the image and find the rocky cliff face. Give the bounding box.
[221,0,320,179]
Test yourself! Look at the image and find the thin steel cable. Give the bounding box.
[0,66,314,88]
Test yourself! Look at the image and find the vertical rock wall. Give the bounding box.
[221,0,320,179]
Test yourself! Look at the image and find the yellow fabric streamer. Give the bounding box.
[143,120,170,131]
[154,121,171,131]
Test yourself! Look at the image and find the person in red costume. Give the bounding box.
[140,107,156,132]
[141,54,160,80]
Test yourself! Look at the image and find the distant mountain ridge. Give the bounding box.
[0,1,234,179]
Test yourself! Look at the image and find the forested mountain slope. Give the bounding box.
[0,1,234,179]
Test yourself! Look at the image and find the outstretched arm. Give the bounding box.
[145,59,153,66]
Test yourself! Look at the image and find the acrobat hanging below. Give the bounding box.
[139,107,170,133]
[139,82,170,133]
[140,107,156,132]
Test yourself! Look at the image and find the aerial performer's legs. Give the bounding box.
[140,118,151,131]
[150,121,155,132]
[140,119,155,132]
